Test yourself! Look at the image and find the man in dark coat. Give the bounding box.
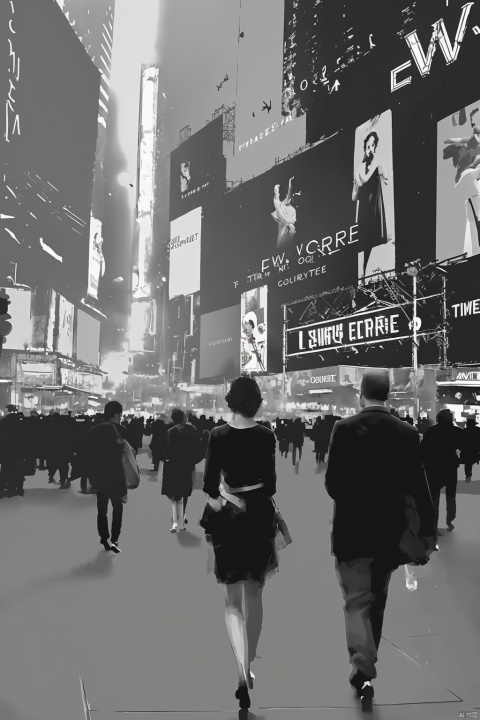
[325,370,435,707]
[161,408,201,532]
[461,416,480,482]
[0,405,26,498]
[85,401,128,553]
[421,409,464,532]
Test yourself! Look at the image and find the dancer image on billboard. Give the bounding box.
[272,176,296,248]
[438,104,480,259]
[241,286,268,374]
[353,111,395,282]
[180,162,191,193]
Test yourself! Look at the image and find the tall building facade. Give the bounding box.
[57,0,116,305]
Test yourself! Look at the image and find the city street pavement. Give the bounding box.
[0,441,479,720]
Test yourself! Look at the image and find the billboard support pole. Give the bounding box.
[440,272,448,370]
[412,272,419,421]
[282,304,287,409]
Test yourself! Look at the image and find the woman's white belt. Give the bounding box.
[219,480,264,509]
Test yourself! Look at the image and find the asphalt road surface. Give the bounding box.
[0,439,479,720]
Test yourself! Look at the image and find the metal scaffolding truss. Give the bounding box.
[213,103,236,144]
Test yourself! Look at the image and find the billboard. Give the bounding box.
[241,286,268,374]
[201,135,360,371]
[46,290,57,352]
[76,310,100,367]
[169,116,226,222]
[60,368,103,395]
[282,0,480,143]
[200,305,241,381]
[437,98,480,262]
[169,207,202,300]
[1,288,32,351]
[87,217,105,300]
[353,111,395,282]
[56,296,75,358]
[16,361,56,387]
[447,256,480,363]
[0,0,100,301]
[129,300,156,353]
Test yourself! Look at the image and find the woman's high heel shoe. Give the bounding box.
[235,682,251,709]
[359,682,374,713]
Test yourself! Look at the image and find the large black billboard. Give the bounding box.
[0,0,100,302]
[283,0,480,141]
[169,115,226,222]
[447,256,480,364]
[201,125,403,372]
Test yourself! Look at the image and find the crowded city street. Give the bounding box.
[4,0,480,718]
[0,433,478,720]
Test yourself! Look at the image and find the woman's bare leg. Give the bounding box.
[224,582,249,685]
[244,580,264,668]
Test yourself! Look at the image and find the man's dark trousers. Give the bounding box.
[335,557,396,682]
[96,492,123,543]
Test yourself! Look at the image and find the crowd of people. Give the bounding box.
[0,376,480,711]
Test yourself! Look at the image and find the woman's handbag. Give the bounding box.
[111,423,140,490]
[272,499,292,551]
[398,494,431,566]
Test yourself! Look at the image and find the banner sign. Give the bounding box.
[16,362,56,387]
[287,305,413,357]
[60,368,103,395]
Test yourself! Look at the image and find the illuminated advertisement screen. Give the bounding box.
[241,286,268,374]
[56,295,75,358]
[76,310,100,367]
[129,300,156,353]
[199,305,241,381]
[17,361,55,387]
[46,290,57,352]
[87,217,105,300]
[446,256,480,364]
[169,207,202,300]
[169,115,226,222]
[1,288,32,351]
[0,0,100,301]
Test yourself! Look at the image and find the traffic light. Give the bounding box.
[0,289,13,345]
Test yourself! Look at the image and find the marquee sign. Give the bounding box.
[60,368,103,395]
[286,305,416,357]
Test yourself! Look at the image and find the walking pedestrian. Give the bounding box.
[161,409,200,533]
[421,409,464,532]
[85,401,128,554]
[200,376,279,710]
[461,416,480,482]
[325,369,435,711]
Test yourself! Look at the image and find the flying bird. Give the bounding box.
[239,31,245,39]
[262,100,272,113]
[252,112,255,117]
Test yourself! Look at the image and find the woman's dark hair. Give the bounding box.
[363,131,379,153]
[225,376,263,418]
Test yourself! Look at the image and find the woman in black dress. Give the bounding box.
[200,377,278,710]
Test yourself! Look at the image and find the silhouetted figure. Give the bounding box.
[200,377,279,711]
[162,409,201,532]
[85,401,128,554]
[461,417,480,482]
[326,370,435,710]
[421,409,464,533]
[0,405,26,498]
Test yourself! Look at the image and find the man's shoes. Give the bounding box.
[110,542,121,554]
[48,476,54,484]
[100,539,112,551]
[466,476,472,483]
[447,521,455,532]
[170,523,179,533]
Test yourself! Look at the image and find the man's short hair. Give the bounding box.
[171,408,185,424]
[104,401,123,420]
[361,369,390,402]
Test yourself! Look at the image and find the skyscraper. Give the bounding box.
[56,0,116,303]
